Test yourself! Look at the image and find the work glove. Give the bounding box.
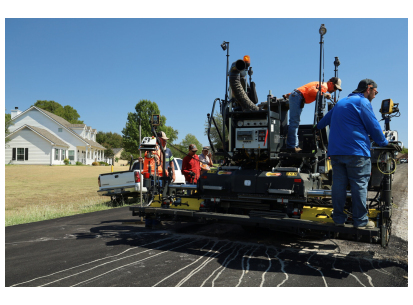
[189,171,195,177]
[386,143,402,152]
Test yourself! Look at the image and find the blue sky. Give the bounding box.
[5,18,409,148]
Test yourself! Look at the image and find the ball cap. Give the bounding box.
[202,146,210,151]
[352,79,377,93]
[189,144,198,151]
[334,78,342,91]
[157,131,169,140]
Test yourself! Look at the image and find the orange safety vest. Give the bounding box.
[297,81,328,104]
[142,146,164,176]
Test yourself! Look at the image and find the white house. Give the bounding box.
[5,106,109,165]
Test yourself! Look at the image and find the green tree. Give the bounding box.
[103,145,114,159]
[172,134,203,159]
[5,113,13,148]
[34,100,84,124]
[401,147,408,154]
[122,99,178,154]
[96,131,123,148]
[204,112,228,151]
[61,105,83,124]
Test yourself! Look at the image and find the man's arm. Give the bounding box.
[181,157,191,175]
[317,106,334,130]
[169,160,175,181]
[360,101,388,147]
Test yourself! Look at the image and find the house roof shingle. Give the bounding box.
[83,138,106,149]
[112,148,124,156]
[34,107,105,149]
[24,125,70,147]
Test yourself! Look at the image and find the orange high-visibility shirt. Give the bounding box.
[297,81,328,104]
[142,146,163,176]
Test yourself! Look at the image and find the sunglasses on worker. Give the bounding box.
[368,86,378,95]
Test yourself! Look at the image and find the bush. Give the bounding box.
[92,161,99,166]
[75,161,83,166]
[99,161,109,166]
[63,158,70,165]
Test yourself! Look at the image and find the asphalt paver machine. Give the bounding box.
[130,25,402,248]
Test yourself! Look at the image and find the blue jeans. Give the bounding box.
[330,155,371,227]
[287,90,304,148]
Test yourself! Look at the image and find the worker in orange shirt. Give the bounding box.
[286,77,342,153]
[141,147,163,177]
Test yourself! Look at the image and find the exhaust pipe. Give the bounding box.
[229,60,259,111]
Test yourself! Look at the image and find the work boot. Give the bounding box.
[334,222,345,227]
[354,220,375,229]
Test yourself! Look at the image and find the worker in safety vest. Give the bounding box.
[286,77,342,153]
[138,132,175,182]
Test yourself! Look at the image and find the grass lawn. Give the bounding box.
[5,164,132,226]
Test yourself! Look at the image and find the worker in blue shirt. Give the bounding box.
[317,79,401,228]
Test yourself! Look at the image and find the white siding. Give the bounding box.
[10,109,88,149]
[5,129,53,165]
[72,128,84,137]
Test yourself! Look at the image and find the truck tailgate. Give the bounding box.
[99,171,136,189]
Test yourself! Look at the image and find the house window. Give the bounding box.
[12,148,28,161]
[58,128,63,132]
[68,150,75,161]
[55,148,59,160]
[17,148,25,161]
[61,150,66,160]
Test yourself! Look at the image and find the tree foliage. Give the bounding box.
[96,131,123,148]
[204,112,228,151]
[122,99,178,155]
[5,113,13,147]
[34,100,84,124]
[171,134,203,159]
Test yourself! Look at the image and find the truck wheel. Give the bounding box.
[111,195,123,207]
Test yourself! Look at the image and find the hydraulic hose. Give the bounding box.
[228,60,259,111]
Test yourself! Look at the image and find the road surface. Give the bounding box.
[5,164,408,287]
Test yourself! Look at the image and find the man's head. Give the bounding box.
[327,77,342,93]
[202,146,209,155]
[188,144,198,155]
[157,131,169,146]
[352,79,378,102]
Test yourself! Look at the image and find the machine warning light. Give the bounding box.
[243,55,250,64]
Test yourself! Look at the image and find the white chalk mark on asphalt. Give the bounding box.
[275,249,288,287]
[200,243,240,287]
[152,239,216,287]
[175,242,233,287]
[260,247,272,287]
[211,245,248,287]
[42,237,184,287]
[235,246,254,287]
[366,258,394,277]
[246,245,259,274]
[10,235,175,287]
[305,252,328,287]
[332,255,366,287]
[71,238,200,287]
[358,258,374,287]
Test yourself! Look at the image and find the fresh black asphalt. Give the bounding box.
[5,205,408,287]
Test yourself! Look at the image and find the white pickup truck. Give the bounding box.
[97,157,186,204]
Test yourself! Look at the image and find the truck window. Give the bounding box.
[132,162,143,171]
[174,158,182,171]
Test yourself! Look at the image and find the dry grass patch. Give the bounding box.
[5,165,131,226]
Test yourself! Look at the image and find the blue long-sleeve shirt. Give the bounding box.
[317,93,388,157]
